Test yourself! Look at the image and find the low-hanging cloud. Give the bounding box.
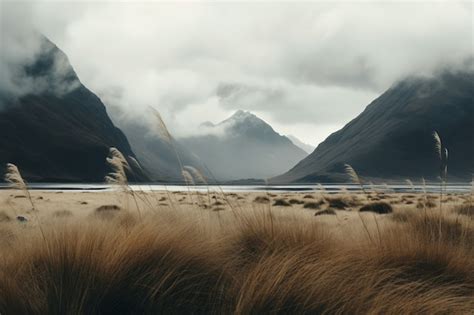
[1,0,472,145]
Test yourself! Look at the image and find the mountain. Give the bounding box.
[273,71,474,183]
[287,135,315,154]
[0,36,146,182]
[180,110,308,180]
[107,108,205,183]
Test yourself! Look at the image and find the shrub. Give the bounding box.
[273,199,291,207]
[314,209,336,216]
[303,200,325,209]
[359,202,393,214]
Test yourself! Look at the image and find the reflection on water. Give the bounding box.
[0,183,471,193]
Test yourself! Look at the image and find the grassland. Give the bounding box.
[0,187,472,314]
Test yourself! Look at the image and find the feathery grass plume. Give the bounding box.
[128,156,143,172]
[5,163,27,191]
[344,164,365,192]
[182,170,195,186]
[150,108,186,181]
[316,183,327,201]
[183,166,207,184]
[433,131,442,160]
[405,179,415,192]
[443,148,449,179]
[105,148,142,218]
[150,108,173,144]
[184,165,209,207]
[344,164,375,243]
[105,148,130,186]
[5,163,36,211]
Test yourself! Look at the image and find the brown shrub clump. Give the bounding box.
[254,196,270,204]
[359,202,393,214]
[273,199,291,207]
[454,203,474,218]
[288,199,304,205]
[314,209,336,216]
[303,200,325,209]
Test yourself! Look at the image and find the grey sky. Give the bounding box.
[1,0,472,146]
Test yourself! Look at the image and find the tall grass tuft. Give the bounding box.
[4,163,36,211]
[105,148,141,218]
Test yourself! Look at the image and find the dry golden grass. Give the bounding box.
[0,188,473,314]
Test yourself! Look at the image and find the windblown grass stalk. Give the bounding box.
[181,169,195,205]
[184,165,210,207]
[105,148,141,218]
[433,131,449,237]
[405,179,415,192]
[4,163,48,243]
[344,164,382,245]
[4,163,36,212]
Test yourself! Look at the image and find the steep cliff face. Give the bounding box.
[0,37,146,182]
[274,71,474,183]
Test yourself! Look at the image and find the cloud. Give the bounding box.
[0,2,81,103]
[1,0,472,144]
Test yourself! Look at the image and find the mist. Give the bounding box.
[1,0,472,145]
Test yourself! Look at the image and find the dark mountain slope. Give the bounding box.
[181,110,308,180]
[273,71,474,183]
[107,110,205,182]
[0,37,146,182]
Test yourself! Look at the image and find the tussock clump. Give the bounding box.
[390,210,416,222]
[326,197,350,209]
[233,222,474,314]
[398,212,474,248]
[359,202,393,214]
[0,223,226,314]
[273,199,291,207]
[303,200,325,209]
[1,192,473,314]
[228,214,333,267]
[314,209,336,216]
[254,196,270,204]
[303,194,315,199]
[416,200,437,209]
[95,205,122,219]
[454,203,474,218]
[288,199,304,205]
[96,205,121,212]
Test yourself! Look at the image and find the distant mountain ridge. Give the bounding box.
[180,110,308,180]
[0,36,146,182]
[107,107,205,183]
[287,135,315,154]
[273,71,474,183]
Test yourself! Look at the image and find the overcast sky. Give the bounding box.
[1,0,473,146]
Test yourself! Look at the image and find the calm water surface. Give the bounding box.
[0,183,471,194]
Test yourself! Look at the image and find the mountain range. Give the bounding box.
[1,36,472,184]
[286,135,315,154]
[0,37,145,182]
[273,70,474,183]
[179,110,308,180]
